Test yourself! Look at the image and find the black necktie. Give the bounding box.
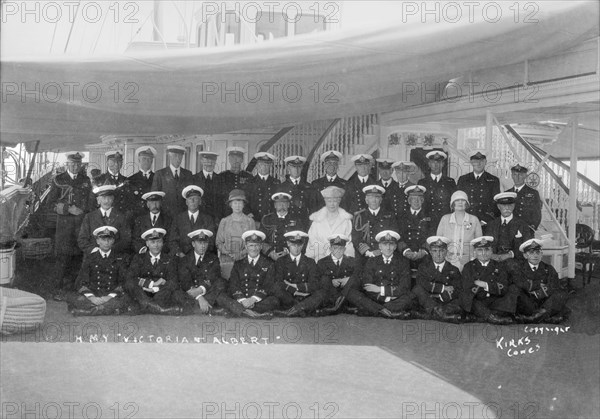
[250,259,255,267]
[502,220,507,226]
[152,215,157,226]
[207,174,212,181]
[102,211,108,222]
[335,260,340,267]
[371,211,376,216]
[174,170,179,180]
[532,266,537,272]
[190,214,195,224]
[412,211,417,216]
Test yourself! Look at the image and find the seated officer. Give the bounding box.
[461,236,513,325]
[412,236,464,323]
[345,230,415,319]
[260,190,307,261]
[511,239,568,324]
[216,231,279,318]
[487,192,533,268]
[170,185,216,257]
[78,185,131,255]
[126,228,185,315]
[67,226,132,316]
[178,229,226,315]
[272,231,327,317]
[399,185,432,267]
[315,234,359,315]
[352,185,397,267]
[132,191,171,254]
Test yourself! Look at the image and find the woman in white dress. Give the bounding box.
[436,190,482,271]
[306,186,355,261]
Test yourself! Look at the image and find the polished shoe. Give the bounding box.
[433,307,462,323]
[242,309,273,319]
[463,313,479,323]
[273,309,292,317]
[71,307,97,316]
[410,310,431,320]
[209,307,228,316]
[275,307,306,318]
[487,313,513,326]
[387,310,412,320]
[516,309,548,324]
[343,306,359,315]
[145,302,183,315]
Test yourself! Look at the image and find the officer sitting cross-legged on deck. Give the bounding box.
[126,228,185,315]
[216,230,279,319]
[314,234,359,316]
[67,226,132,316]
[412,236,465,323]
[178,229,226,315]
[461,236,514,325]
[345,230,416,319]
[272,231,328,317]
[511,239,569,324]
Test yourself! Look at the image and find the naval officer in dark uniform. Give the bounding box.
[345,230,415,319]
[126,147,156,220]
[151,145,194,219]
[132,191,172,254]
[311,150,346,209]
[461,236,513,325]
[67,226,132,316]
[418,151,457,229]
[219,146,254,217]
[47,151,95,300]
[93,151,131,219]
[194,151,223,222]
[246,152,280,222]
[457,152,500,232]
[272,231,328,317]
[279,155,318,221]
[506,164,543,233]
[399,185,433,268]
[342,154,377,214]
[216,231,279,318]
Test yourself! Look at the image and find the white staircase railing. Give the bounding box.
[306,114,378,182]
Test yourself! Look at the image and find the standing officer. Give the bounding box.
[47,151,94,301]
[216,231,279,318]
[461,236,513,325]
[457,152,500,232]
[351,185,397,267]
[67,226,132,316]
[311,150,346,209]
[376,159,397,212]
[272,231,328,317]
[132,191,171,254]
[260,191,307,261]
[487,192,533,266]
[94,151,130,218]
[246,152,280,223]
[315,234,359,315]
[388,161,416,216]
[194,151,222,222]
[169,185,216,257]
[220,146,254,217]
[127,147,156,221]
[511,239,568,323]
[151,145,194,219]
[280,155,318,221]
[78,185,131,255]
[342,154,377,214]
[418,151,457,229]
[126,228,184,315]
[178,229,226,315]
[506,164,543,233]
[399,185,433,268]
[412,236,464,323]
[345,230,415,319]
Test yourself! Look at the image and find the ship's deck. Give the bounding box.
[1,257,599,418]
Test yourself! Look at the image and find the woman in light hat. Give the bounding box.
[436,190,482,271]
[216,189,255,279]
[306,186,354,261]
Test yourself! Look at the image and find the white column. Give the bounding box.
[567,117,578,279]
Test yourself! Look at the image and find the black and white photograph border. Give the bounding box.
[1,1,599,418]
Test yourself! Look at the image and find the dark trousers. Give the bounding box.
[514,288,568,316]
[216,295,280,316]
[345,289,416,315]
[412,285,462,314]
[272,284,328,313]
[66,292,132,314]
[471,296,515,318]
[54,254,83,291]
[126,282,188,309]
[181,286,225,314]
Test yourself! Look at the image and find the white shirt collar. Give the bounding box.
[327,175,337,182]
[99,249,111,258]
[248,255,259,264]
[277,212,288,219]
[203,170,213,178]
[67,170,77,179]
[435,261,445,270]
[529,263,540,270]
[358,175,369,183]
[170,165,180,175]
[259,174,269,181]
[101,208,112,217]
[151,252,161,261]
[514,185,524,192]
[501,214,514,223]
[370,208,380,216]
[411,208,421,215]
[480,261,489,267]
[194,252,204,263]
[290,176,300,184]
[331,255,343,263]
[431,174,440,181]
[188,210,199,219]
[141,169,152,177]
[383,255,393,263]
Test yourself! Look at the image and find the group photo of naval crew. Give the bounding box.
[45,145,568,325]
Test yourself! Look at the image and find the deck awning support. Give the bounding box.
[568,117,578,279]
